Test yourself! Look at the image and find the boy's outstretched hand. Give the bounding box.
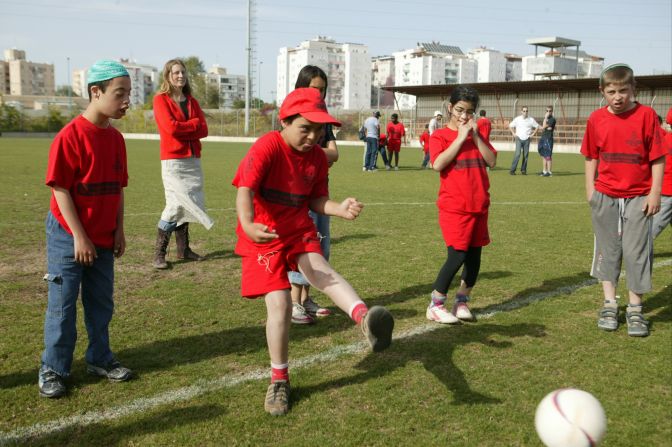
[338,198,364,220]
[242,222,279,243]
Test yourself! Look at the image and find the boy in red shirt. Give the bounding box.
[419,124,431,169]
[476,109,492,141]
[386,113,406,170]
[581,64,666,337]
[39,60,133,398]
[427,86,497,324]
[232,88,394,416]
[652,108,672,238]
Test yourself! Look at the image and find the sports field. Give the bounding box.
[0,137,670,446]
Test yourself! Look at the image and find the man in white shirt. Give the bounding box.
[363,111,384,171]
[508,106,539,175]
[429,110,443,136]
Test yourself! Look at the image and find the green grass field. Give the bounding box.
[0,137,670,446]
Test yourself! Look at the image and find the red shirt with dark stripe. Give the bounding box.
[429,127,496,214]
[45,115,128,248]
[232,131,329,255]
[581,103,667,198]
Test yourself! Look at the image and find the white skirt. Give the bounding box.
[160,158,214,229]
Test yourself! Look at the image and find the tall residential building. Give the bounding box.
[469,47,508,83]
[277,36,370,109]
[71,69,87,98]
[119,59,159,106]
[3,48,55,96]
[505,54,523,81]
[0,60,9,95]
[392,42,475,110]
[207,65,246,109]
[371,55,395,108]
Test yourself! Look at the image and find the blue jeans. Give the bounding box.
[41,212,115,377]
[288,210,330,286]
[510,137,530,173]
[422,152,430,168]
[364,137,379,170]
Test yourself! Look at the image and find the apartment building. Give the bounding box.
[277,36,370,109]
[207,65,246,109]
[2,49,55,96]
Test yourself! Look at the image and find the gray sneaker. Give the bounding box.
[264,380,290,416]
[626,309,649,337]
[597,306,619,331]
[87,360,134,382]
[38,367,66,398]
[361,306,394,352]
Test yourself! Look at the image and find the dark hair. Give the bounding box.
[87,80,112,102]
[295,65,328,96]
[479,110,486,117]
[391,113,398,119]
[449,86,479,109]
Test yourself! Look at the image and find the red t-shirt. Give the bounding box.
[477,117,492,141]
[45,115,128,248]
[419,131,430,153]
[581,104,667,198]
[379,133,387,147]
[662,132,672,196]
[232,131,329,255]
[429,128,496,214]
[386,122,405,142]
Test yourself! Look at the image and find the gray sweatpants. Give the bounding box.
[590,191,653,293]
[652,194,672,239]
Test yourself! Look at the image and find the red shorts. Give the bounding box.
[387,140,401,152]
[438,210,490,251]
[239,230,323,298]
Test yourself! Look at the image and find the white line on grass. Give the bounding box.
[1,259,670,445]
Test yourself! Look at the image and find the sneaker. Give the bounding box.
[291,303,315,324]
[426,304,459,324]
[303,297,332,317]
[362,167,367,172]
[361,306,394,352]
[394,166,399,171]
[509,171,516,175]
[38,367,66,398]
[545,171,552,177]
[626,309,649,337]
[597,305,619,331]
[538,172,546,176]
[265,380,290,416]
[452,301,475,321]
[87,360,134,382]
[385,165,391,171]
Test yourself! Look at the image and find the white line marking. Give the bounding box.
[2,259,670,444]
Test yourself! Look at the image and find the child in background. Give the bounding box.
[427,86,497,324]
[419,124,430,169]
[581,64,666,337]
[232,88,394,416]
[386,113,406,170]
[651,108,672,239]
[39,60,133,398]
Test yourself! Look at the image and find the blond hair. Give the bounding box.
[599,63,635,88]
[158,59,192,96]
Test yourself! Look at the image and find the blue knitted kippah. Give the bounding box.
[87,60,129,84]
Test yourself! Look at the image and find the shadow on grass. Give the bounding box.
[293,322,546,407]
[0,282,430,390]
[330,233,376,245]
[645,286,671,324]
[26,404,226,447]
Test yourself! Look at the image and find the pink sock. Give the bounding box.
[349,301,368,325]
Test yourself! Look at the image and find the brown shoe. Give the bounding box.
[175,223,205,261]
[361,306,394,352]
[152,228,171,269]
[264,380,290,416]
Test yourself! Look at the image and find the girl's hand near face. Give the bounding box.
[456,119,472,140]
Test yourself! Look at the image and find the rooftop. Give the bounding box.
[526,37,582,48]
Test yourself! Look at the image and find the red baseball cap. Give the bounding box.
[279,88,341,126]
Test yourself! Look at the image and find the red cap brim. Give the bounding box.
[296,111,342,127]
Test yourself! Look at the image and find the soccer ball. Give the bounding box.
[535,388,607,447]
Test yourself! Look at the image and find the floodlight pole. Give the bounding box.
[67,57,72,117]
[244,0,251,135]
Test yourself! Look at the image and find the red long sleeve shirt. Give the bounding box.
[153,93,208,160]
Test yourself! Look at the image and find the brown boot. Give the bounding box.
[153,228,171,269]
[175,223,204,261]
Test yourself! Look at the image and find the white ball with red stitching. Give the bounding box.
[535,388,607,447]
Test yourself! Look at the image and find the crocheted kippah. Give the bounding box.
[599,63,633,85]
[87,60,129,84]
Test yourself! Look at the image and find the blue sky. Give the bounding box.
[1,0,670,101]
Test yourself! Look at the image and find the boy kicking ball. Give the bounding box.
[232,88,394,416]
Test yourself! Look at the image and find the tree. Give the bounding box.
[54,85,78,97]
[0,103,24,131]
[182,56,207,105]
[204,84,220,109]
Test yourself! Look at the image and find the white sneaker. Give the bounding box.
[426,304,459,324]
[291,303,314,324]
[362,167,367,172]
[385,165,391,171]
[303,297,332,317]
[452,301,474,321]
[394,166,399,171]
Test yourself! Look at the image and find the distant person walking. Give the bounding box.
[419,124,431,169]
[538,106,557,177]
[363,111,388,171]
[152,58,213,269]
[509,106,539,175]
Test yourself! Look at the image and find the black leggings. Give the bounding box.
[433,246,482,295]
